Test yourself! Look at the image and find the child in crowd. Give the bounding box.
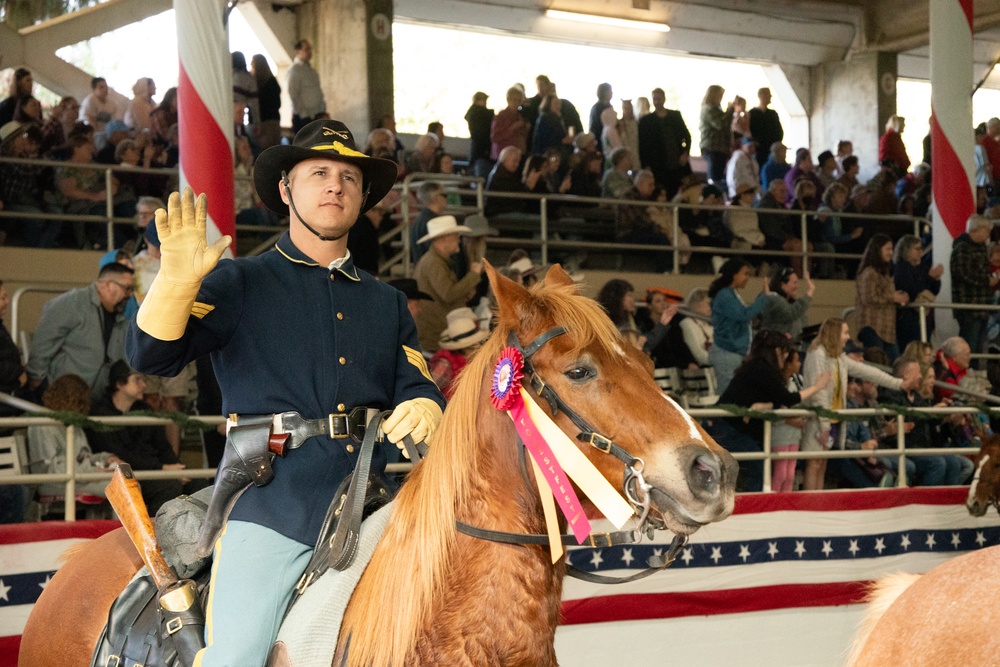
[801,318,915,491]
[770,347,806,492]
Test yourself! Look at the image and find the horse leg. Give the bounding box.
[19,528,143,667]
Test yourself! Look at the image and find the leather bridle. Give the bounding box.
[456,327,688,584]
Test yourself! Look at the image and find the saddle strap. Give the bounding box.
[326,411,389,571]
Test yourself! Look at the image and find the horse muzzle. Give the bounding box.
[967,499,990,517]
[646,445,737,533]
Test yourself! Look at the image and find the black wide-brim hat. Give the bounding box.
[254,119,398,216]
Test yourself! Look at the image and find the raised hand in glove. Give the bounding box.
[383,398,442,457]
[136,188,232,341]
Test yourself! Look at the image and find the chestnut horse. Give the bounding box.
[847,435,1000,666]
[20,265,737,667]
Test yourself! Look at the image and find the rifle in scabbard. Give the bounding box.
[106,464,206,662]
[106,464,179,590]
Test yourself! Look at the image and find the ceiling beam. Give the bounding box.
[19,0,172,52]
[861,9,1000,54]
[395,0,856,66]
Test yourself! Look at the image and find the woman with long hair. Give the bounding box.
[149,87,178,145]
[699,84,734,186]
[596,278,646,351]
[856,233,909,360]
[250,54,282,150]
[532,94,572,156]
[893,234,943,351]
[712,330,828,492]
[707,257,771,393]
[760,266,814,341]
[801,317,915,490]
[596,278,637,330]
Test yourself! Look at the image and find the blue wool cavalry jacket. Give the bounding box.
[126,232,445,546]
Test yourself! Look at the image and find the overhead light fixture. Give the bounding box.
[544,9,670,33]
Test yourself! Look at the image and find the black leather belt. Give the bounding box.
[229,407,380,449]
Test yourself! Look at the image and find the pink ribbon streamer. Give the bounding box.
[509,396,592,543]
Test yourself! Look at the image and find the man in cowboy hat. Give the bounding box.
[413,214,482,353]
[126,119,445,665]
[428,307,491,399]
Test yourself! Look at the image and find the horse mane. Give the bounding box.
[843,572,921,666]
[340,279,626,667]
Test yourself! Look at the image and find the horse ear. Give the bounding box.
[485,259,531,325]
[543,263,574,288]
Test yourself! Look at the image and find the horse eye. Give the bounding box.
[564,366,595,382]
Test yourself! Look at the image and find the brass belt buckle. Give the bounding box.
[165,616,184,635]
[328,413,349,438]
[587,532,612,548]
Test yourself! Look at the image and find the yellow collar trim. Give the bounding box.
[276,244,361,281]
[276,244,320,267]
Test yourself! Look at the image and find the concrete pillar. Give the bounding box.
[295,0,394,139]
[929,0,976,343]
[812,52,897,181]
[366,0,394,131]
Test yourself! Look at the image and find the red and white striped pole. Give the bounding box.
[175,0,235,257]
[930,0,975,340]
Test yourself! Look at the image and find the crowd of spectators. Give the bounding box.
[0,50,292,249]
[6,66,1000,520]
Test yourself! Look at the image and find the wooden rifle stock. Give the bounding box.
[106,464,178,590]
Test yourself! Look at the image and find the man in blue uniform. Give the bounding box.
[126,119,445,665]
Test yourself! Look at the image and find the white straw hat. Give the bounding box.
[438,310,491,350]
[417,215,472,244]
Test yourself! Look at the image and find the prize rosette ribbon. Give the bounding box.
[491,347,633,561]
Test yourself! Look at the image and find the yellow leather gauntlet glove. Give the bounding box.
[383,398,443,456]
[136,188,232,341]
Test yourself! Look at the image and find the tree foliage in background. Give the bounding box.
[1,0,103,29]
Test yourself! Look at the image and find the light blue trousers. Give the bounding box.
[708,345,744,396]
[194,520,312,667]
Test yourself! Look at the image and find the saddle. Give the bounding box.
[90,413,412,667]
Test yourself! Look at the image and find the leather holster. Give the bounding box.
[195,418,274,558]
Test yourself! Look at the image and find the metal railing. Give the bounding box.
[0,155,263,250]
[387,178,927,277]
[0,403,989,520]
[2,154,928,279]
[912,301,1000,347]
[688,404,988,492]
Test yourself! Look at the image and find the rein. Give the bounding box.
[455,327,688,584]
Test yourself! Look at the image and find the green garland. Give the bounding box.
[710,402,997,423]
[22,410,219,432]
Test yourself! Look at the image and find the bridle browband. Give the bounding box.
[456,327,688,585]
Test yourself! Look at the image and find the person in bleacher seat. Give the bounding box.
[710,330,828,492]
[87,360,205,514]
[414,216,481,354]
[26,374,121,501]
[760,266,814,343]
[801,318,914,491]
[707,257,771,393]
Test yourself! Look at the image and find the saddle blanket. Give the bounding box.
[274,502,393,666]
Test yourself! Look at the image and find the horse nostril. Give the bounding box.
[690,453,721,495]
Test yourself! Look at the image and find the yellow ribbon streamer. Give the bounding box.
[518,387,634,528]
[529,454,564,563]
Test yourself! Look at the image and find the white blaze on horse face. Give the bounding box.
[967,454,989,508]
[662,393,702,442]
